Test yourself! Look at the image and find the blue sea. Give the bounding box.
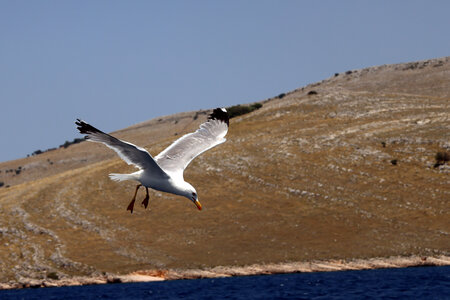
[1,266,449,299]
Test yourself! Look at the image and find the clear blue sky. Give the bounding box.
[1,1,449,162]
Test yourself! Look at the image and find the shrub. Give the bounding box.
[47,272,59,280]
[435,151,450,163]
[390,159,398,165]
[226,103,263,119]
[62,141,71,149]
[307,90,318,95]
[251,103,262,110]
[278,93,286,99]
[227,105,252,118]
[0,182,4,187]
[32,150,43,156]
[434,151,450,168]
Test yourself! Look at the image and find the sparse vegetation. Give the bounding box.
[29,138,85,157]
[307,90,318,95]
[226,103,263,119]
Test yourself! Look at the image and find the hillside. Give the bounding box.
[0,57,449,285]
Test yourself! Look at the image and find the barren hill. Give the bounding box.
[0,57,449,284]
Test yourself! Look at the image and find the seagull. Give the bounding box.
[75,108,229,213]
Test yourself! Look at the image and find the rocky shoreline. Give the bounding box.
[1,255,449,290]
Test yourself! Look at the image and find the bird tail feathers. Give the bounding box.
[109,173,136,182]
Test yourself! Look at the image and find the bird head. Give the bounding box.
[183,183,202,210]
[190,190,202,211]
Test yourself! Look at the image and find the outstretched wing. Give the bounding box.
[155,108,229,177]
[75,119,168,178]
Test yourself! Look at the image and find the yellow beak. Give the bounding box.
[194,199,202,210]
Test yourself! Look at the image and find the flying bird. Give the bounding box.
[75,108,229,213]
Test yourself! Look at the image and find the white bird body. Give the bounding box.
[110,170,191,197]
[76,108,229,212]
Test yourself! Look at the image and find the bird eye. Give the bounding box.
[192,192,196,197]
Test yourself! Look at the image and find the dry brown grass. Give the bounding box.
[0,56,449,283]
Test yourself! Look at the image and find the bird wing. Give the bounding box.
[75,119,169,178]
[155,108,229,177]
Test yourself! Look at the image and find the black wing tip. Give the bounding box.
[75,119,104,135]
[208,107,229,126]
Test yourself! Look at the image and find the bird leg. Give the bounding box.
[141,187,149,209]
[127,184,142,214]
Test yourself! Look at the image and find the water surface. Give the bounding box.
[1,266,449,299]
